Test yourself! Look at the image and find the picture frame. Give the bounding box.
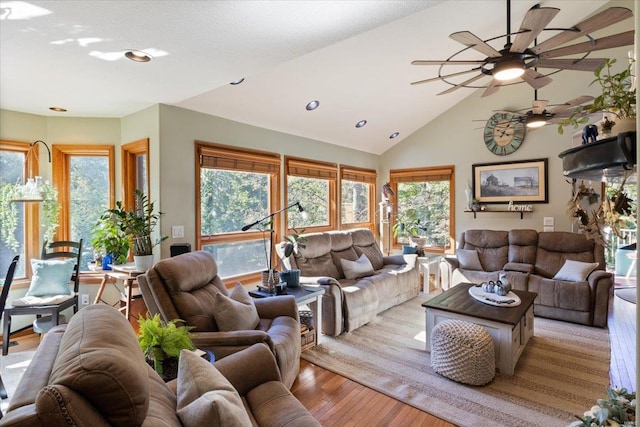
[472,158,548,204]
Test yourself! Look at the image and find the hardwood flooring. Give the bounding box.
[2,278,636,426]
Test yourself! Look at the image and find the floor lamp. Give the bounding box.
[242,202,307,294]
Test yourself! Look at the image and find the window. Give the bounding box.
[0,140,38,279]
[52,145,115,271]
[285,157,337,232]
[389,166,455,251]
[340,165,376,231]
[122,138,149,209]
[196,142,280,283]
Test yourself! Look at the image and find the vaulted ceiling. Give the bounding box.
[1,1,629,154]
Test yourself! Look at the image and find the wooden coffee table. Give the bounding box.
[422,283,537,375]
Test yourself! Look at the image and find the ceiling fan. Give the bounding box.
[411,1,633,97]
[499,94,596,129]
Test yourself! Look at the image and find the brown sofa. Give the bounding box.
[443,229,613,327]
[276,228,419,336]
[0,304,319,427]
[138,251,301,389]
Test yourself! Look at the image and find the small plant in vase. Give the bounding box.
[138,313,195,381]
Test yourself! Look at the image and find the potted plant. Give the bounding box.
[90,212,130,269]
[557,58,636,135]
[137,313,195,381]
[108,190,167,271]
[279,227,305,288]
[393,208,428,248]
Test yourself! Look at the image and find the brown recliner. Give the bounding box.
[138,250,301,389]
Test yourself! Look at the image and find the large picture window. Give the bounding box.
[389,166,455,251]
[285,157,337,232]
[197,142,280,283]
[53,145,115,271]
[340,165,376,231]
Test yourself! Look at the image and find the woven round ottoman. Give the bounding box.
[430,319,495,386]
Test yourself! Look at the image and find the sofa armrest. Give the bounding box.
[503,262,534,273]
[298,277,343,336]
[190,330,275,359]
[443,255,459,270]
[213,343,282,396]
[383,254,417,268]
[255,295,298,320]
[587,270,614,327]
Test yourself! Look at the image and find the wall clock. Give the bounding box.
[483,112,526,156]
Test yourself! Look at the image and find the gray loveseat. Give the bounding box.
[442,229,613,327]
[276,228,419,336]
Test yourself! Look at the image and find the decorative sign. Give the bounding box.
[507,201,533,212]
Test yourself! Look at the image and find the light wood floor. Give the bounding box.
[3,279,636,426]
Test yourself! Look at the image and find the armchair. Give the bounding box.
[138,250,301,389]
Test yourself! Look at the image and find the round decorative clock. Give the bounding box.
[483,112,526,156]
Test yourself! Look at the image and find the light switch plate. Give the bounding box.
[543,217,554,226]
[172,225,184,238]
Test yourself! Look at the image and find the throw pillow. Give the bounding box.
[341,253,375,280]
[176,350,252,427]
[26,258,75,297]
[213,283,260,331]
[553,260,599,282]
[457,249,484,271]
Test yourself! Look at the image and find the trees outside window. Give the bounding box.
[340,166,376,231]
[390,166,455,251]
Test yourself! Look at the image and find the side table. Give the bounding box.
[94,264,144,322]
[417,254,442,292]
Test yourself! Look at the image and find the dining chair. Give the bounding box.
[2,240,82,355]
[0,255,20,399]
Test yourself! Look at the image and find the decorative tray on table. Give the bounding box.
[468,285,521,307]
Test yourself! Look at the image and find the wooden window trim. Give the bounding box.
[389,165,456,253]
[340,165,377,233]
[0,140,39,278]
[52,144,116,240]
[195,141,281,286]
[285,156,337,233]
[121,138,149,210]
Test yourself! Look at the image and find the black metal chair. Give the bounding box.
[2,240,82,355]
[0,255,20,400]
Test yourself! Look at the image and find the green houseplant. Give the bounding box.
[137,313,195,380]
[558,58,636,135]
[108,190,167,270]
[90,212,130,267]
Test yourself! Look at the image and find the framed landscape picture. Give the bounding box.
[472,158,548,204]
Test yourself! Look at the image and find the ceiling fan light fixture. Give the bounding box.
[526,114,547,128]
[493,59,525,81]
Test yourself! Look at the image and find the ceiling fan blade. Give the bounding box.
[411,68,481,85]
[411,59,485,66]
[481,79,501,98]
[450,31,501,58]
[535,58,606,72]
[521,69,552,90]
[538,31,634,60]
[437,73,486,95]
[532,100,549,114]
[531,7,632,54]
[510,7,560,53]
[547,96,594,114]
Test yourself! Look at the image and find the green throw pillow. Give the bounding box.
[27,258,75,297]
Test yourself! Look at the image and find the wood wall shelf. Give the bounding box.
[464,210,531,219]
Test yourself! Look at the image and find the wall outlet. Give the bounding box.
[81,294,89,306]
[172,225,184,238]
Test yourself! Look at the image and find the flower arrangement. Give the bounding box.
[568,387,636,427]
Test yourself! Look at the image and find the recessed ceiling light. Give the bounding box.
[230,78,245,85]
[306,100,320,111]
[124,50,152,62]
[49,107,67,112]
[355,120,367,128]
[389,132,400,139]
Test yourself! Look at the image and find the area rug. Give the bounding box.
[302,296,611,427]
[0,351,35,415]
[615,288,637,304]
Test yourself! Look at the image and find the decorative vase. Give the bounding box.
[102,253,113,270]
[261,269,280,294]
[279,269,300,288]
[471,203,481,212]
[134,254,155,271]
[613,117,636,136]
